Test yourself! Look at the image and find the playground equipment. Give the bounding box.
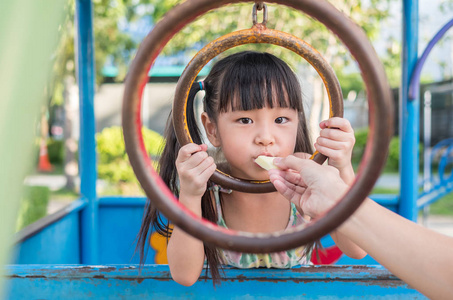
[122,0,392,253]
[408,19,453,213]
[5,0,452,298]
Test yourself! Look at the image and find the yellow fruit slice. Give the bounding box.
[255,155,278,170]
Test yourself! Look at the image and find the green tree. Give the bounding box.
[145,0,396,139]
[46,0,398,187]
[46,0,155,189]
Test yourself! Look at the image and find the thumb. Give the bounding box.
[274,155,317,173]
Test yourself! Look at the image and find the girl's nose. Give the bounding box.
[254,126,275,146]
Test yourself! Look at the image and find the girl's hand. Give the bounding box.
[315,117,355,184]
[176,143,217,199]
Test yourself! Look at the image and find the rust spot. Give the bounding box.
[8,275,47,279]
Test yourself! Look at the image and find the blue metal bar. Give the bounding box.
[75,0,99,264]
[408,19,453,99]
[14,198,88,244]
[418,182,453,208]
[399,0,419,221]
[4,265,425,299]
[99,196,148,207]
[3,264,401,280]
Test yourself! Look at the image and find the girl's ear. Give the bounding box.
[201,112,221,147]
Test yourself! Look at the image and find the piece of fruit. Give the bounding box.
[255,155,278,170]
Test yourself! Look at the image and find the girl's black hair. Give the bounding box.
[137,51,314,285]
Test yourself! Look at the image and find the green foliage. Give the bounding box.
[352,129,400,172]
[336,72,365,98]
[96,126,165,184]
[47,138,64,165]
[16,186,50,231]
[380,37,402,88]
[386,137,400,172]
[351,129,368,169]
[147,0,395,73]
[49,0,155,107]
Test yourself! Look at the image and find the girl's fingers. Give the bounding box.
[184,151,209,169]
[176,143,206,162]
[320,117,353,132]
[319,128,354,142]
[192,158,216,185]
[314,143,337,158]
[316,137,349,151]
[195,156,216,176]
[177,144,210,168]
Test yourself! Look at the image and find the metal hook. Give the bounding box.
[252,3,268,26]
[256,1,264,10]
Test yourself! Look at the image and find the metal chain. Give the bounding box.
[252,3,268,26]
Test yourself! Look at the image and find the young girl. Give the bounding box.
[137,51,366,286]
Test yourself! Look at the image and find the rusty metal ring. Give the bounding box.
[122,0,393,253]
[173,25,343,193]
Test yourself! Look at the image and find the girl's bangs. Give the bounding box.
[217,52,303,112]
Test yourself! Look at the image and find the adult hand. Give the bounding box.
[268,155,348,218]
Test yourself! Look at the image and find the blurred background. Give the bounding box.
[20,0,453,235]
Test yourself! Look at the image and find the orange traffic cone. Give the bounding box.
[38,139,53,172]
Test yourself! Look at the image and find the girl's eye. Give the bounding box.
[275,117,289,124]
[238,118,253,124]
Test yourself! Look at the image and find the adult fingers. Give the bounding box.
[293,152,312,159]
[269,169,303,186]
[270,174,306,204]
[273,155,319,174]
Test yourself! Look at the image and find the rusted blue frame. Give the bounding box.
[399,0,419,221]
[4,265,426,299]
[14,199,87,244]
[418,139,453,208]
[405,17,453,212]
[408,18,453,99]
[75,0,99,264]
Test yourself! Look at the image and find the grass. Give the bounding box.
[16,186,50,231]
[49,187,79,202]
[371,187,399,194]
[429,193,453,215]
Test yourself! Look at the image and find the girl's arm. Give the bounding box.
[167,143,217,286]
[167,195,205,286]
[313,118,366,257]
[269,157,453,299]
[329,228,367,259]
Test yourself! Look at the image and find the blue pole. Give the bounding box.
[75,0,99,263]
[399,0,419,221]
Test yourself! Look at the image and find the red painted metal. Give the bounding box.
[122,0,393,253]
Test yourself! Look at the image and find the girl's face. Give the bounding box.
[203,105,299,181]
